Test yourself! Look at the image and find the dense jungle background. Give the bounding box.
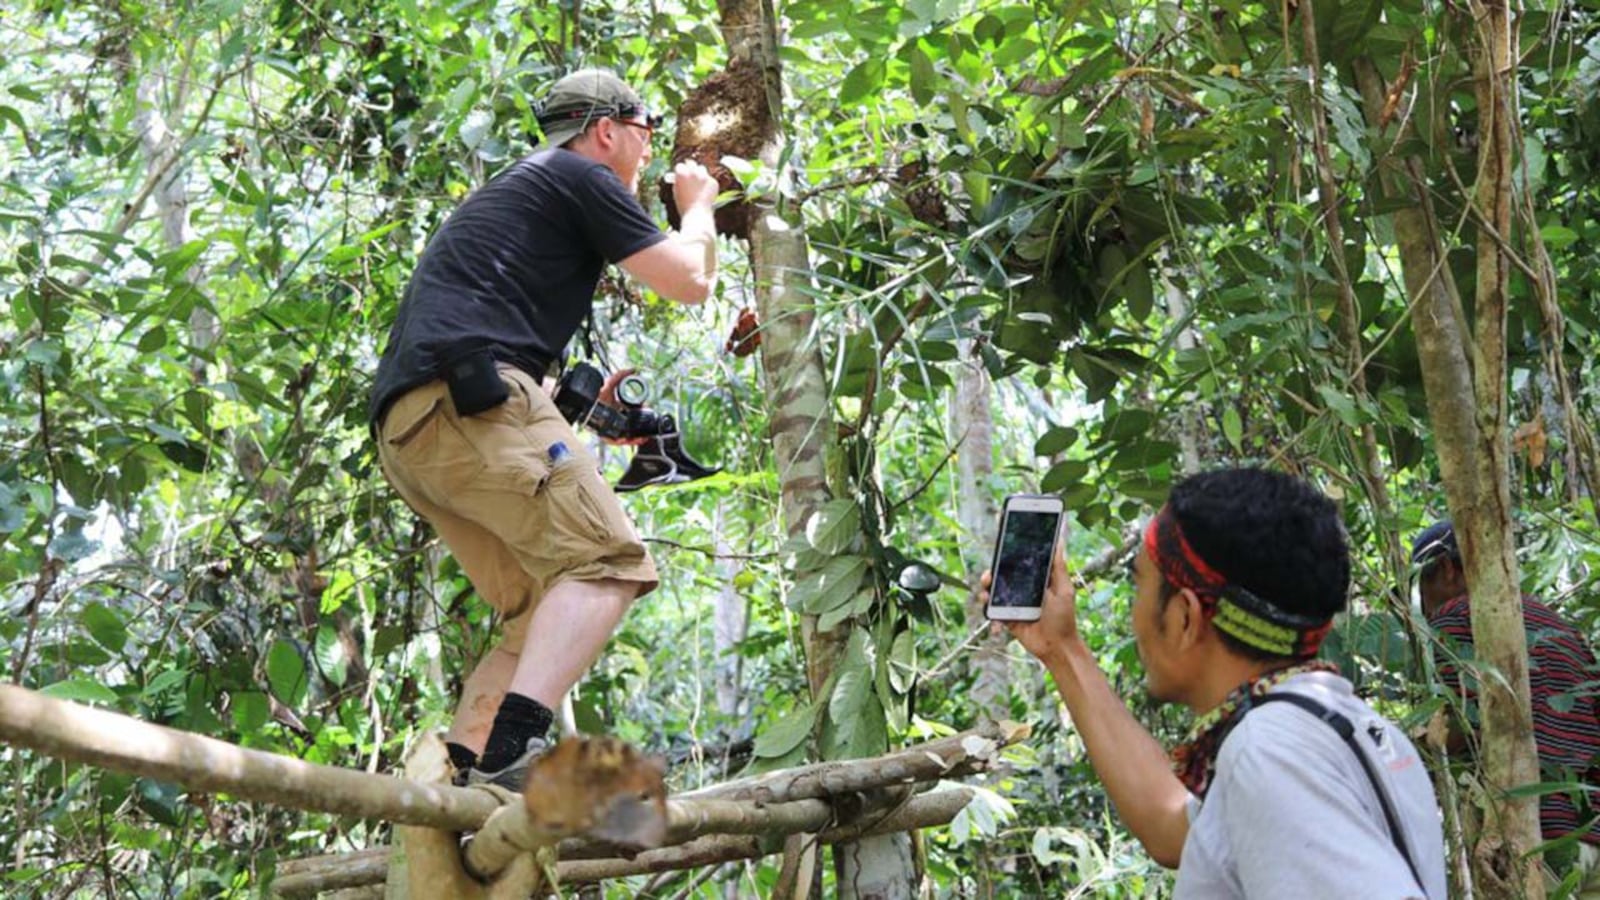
[3,0,1600,896]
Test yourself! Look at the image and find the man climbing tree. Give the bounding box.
[368,68,720,789]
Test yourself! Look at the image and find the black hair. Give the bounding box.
[1166,467,1350,660]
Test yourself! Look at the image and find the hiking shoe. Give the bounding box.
[464,736,552,793]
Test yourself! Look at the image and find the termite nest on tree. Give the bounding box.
[659,58,770,241]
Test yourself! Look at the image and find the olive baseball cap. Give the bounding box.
[535,68,645,147]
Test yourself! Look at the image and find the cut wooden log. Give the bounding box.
[273,851,388,895]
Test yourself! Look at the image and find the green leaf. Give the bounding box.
[40,679,118,706]
[1124,260,1154,321]
[908,44,937,106]
[1222,406,1243,451]
[1101,408,1154,442]
[0,105,26,136]
[831,693,887,759]
[840,59,886,105]
[325,244,364,264]
[805,500,860,555]
[825,630,887,758]
[231,691,269,733]
[137,326,168,354]
[1041,459,1088,494]
[1316,385,1362,427]
[1541,224,1579,251]
[144,668,189,698]
[313,624,348,687]
[790,554,870,614]
[888,628,917,693]
[818,587,874,632]
[446,78,478,115]
[1034,426,1076,457]
[155,240,208,282]
[753,701,817,758]
[48,529,98,562]
[266,639,308,707]
[81,603,128,653]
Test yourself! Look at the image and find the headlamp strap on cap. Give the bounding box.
[1145,507,1335,657]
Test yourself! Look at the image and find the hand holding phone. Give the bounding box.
[984,493,1065,622]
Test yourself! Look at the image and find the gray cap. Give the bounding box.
[535,68,644,148]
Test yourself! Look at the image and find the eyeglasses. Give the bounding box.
[613,117,657,139]
[614,104,664,131]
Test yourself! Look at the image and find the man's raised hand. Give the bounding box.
[671,160,719,212]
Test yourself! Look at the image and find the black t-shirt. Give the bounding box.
[369,148,666,423]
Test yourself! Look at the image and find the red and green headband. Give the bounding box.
[1143,506,1334,658]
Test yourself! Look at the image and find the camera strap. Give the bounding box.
[1247,692,1427,894]
[578,310,614,373]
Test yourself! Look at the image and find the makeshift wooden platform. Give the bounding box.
[0,682,1027,898]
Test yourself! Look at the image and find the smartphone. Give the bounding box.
[984,493,1066,621]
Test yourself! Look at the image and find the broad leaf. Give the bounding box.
[753,701,818,759]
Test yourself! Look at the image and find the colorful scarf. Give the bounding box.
[1144,506,1335,658]
[1170,660,1340,798]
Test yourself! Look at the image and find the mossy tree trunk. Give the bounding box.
[711,1,916,896]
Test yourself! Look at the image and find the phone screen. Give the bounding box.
[990,508,1061,609]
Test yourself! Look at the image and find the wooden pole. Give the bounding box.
[275,787,975,896]
[681,720,1028,803]
[274,850,389,896]
[0,683,1022,894]
[273,720,1030,892]
[0,682,501,830]
[559,788,975,882]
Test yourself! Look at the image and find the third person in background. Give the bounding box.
[1413,520,1600,896]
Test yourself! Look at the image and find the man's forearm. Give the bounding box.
[676,203,717,282]
[1041,640,1191,867]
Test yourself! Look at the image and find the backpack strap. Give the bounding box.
[1251,691,1427,894]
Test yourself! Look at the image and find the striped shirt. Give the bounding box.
[1430,593,1600,844]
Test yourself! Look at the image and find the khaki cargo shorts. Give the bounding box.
[376,365,658,646]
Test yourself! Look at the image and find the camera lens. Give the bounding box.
[616,375,648,407]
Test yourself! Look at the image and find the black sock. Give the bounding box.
[445,741,478,773]
[478,693,554,772]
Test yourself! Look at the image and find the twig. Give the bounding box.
[855,291,936,433]
[642,538,777,561]
[666,861,727,900]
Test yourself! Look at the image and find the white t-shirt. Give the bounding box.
[1175,671,1447,899]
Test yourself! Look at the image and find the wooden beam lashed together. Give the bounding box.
[0,683,502,830]
[0,682,1027,896]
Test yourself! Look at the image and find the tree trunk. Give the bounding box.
[1353,10,1545,891]
[1159,261,1203,472]
[133,51,218,370]
[953,340,1008,713]
[714,502,750,722]
[1455,5,1545,894]
[712,1,913,893]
